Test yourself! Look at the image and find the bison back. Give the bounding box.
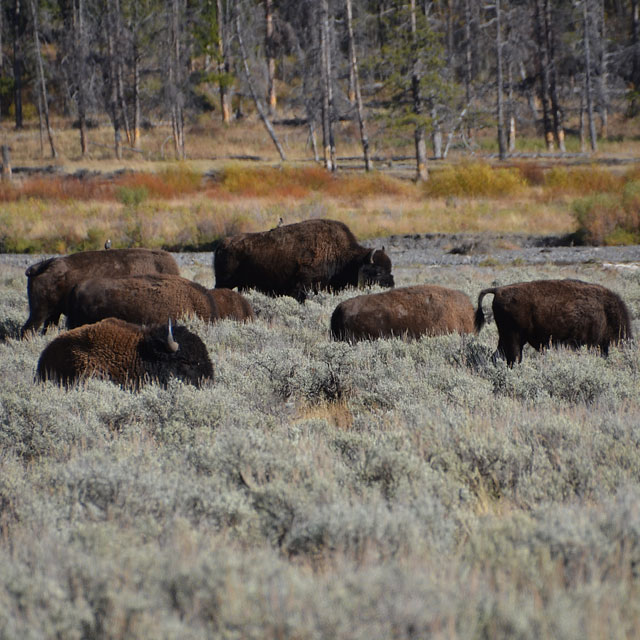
[66,274,218,328]
[22,248,180,336]
[332,285,475,341]
[214,219,387,299]
[208,288,255,321]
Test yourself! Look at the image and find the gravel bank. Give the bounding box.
[3,233,640,271]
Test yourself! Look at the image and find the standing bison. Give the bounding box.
[475,279,632,365]
[331,285,475,341]
[22,248,180,337]
[37,318,213,388]
[66,274,221,329]
[214,219,394,302]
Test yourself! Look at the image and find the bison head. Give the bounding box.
[358,248,394,289]
[138,322,214,387]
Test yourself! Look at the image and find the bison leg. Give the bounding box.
[496,332,523,367]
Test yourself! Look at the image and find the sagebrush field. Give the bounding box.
[1,248,639,638]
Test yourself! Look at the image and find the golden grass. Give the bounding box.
[2,140,640,251]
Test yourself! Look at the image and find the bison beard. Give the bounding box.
[475,279,632,365]
[331,285,475,341]
[214,218,394,302]
[36,318,213,389]
[22,248,180,337]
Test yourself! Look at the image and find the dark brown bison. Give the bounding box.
[475,279,633,365]
[22,248,180,337]
[209,288,255,321]
[37,318,213,388]
[66,274,221,329]
[331,284,475,341]
[214,219,394,302]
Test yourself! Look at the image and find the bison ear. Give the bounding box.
[167,319,179,352]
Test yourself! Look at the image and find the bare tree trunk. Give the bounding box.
[411,0,428,181]
[168,0,185,159]
[345,0,371,171]
[583,0,597,151]
[580,88,587,152]
[216,0,231,124]
[106,0,122,159]
[73,0,89,156]
[320,0,336,171]
[1,146,11,180]
[463,0,473,141]
[508,61,516,152]
[29,0,57,158]
[631,0,640,115]
[235,13,286,161]
[0,2,3,121]
[496,0,507,160]
[597,0,608,138]
[544,0,565,151]
[534,0,554,151]
[308,120,319,162]
[12,0,23,129]
[265,0,276,114]
[132,39,141,148]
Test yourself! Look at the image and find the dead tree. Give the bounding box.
[235,13,286,161]
[345,0,371,171]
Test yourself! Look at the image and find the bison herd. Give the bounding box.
[21,218,633,389]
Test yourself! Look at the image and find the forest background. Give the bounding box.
[2,0,640,251]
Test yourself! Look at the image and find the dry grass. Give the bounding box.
[2,118,640,250]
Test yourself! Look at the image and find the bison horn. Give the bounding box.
[167,319,179,352]
[368,249,376,264]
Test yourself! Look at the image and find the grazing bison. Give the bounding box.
[37,318,213,388]
[22,248,180,337]
[475,279,632,365]
[331,284,475,341]
[214,219,394,302]
[209,288,255,322]
[66,274,221,329]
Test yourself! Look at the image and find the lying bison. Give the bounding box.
[37,318,213,388]
[66,274,221,329]
[22,248,180,337]
[331,284,475,341]
[475,279,632,365]
[214,219,394,302]
[209,288,255,322]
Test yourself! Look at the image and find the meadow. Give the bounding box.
[1,246,639,638]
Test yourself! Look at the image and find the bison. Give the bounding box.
[331,284,475,341]
[22,248,180,337]
[209,288,255,322]
[37,317,213,388]
[66,274,221,329]
[475,279,633,365]
[214,218,394,302]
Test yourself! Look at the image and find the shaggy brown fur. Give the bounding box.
[37,318,213,388]
[475,279,633,365]
[331,285,475,341]
[209,288,255,321]
[214,218,394,302]
[66,274,220,329]
[22,248,180,337]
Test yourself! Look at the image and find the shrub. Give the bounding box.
[573,189,640,245]
[423,163,525,198]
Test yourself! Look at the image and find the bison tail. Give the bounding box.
[475,288,496,333]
